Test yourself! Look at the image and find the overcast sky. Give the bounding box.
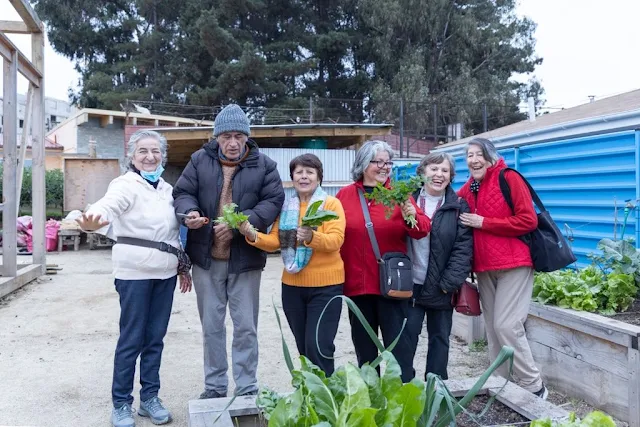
[1,0,639,110]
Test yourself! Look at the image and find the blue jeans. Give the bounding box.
[112,277,176,408]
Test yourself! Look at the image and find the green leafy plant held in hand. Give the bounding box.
[301,200,339,228]
[215,203,256,233]
[364,176,425,228]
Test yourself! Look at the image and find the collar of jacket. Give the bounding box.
[413,185,460,211]
[203,138,260,168]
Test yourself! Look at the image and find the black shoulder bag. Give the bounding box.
[117,236,192,275]
[357,189,413,299]
[499,168,577,272]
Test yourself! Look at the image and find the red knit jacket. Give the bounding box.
[337,180,431,297]
[457,159,537,272]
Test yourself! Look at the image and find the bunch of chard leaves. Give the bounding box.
[214,203,256,232]
[364,176,425,228]
[301,200,339,228]
[256,295,515,427]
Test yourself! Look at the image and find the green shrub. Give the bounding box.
[0,165,64,209]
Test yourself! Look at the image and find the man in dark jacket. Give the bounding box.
[405,152,473,380]
[173,104,285,399]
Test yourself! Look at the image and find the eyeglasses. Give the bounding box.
[370,160,394,168]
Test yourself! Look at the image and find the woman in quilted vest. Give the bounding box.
[406,152,473,381]
[457,137,548,400]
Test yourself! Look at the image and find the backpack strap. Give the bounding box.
[499,168,547,213]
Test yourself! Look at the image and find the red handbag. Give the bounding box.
[452,276,481,316]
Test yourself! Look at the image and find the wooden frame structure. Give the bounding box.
[154,123,394,165]
[0,0,46,297]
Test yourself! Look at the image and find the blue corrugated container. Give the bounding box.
[392,163,418,181]
[437,129,640,268]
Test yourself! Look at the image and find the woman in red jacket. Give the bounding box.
[458,137,547,399]
[337,140,430,382]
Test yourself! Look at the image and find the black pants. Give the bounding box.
[348,294,414,382]
[406,304,454,380]
[281,283,343,375]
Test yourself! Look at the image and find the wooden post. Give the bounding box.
[31,31,46,269]
[3,49,19,277]
[629,347,640,427]
[16,84,33,216]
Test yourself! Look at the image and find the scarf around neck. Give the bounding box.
[279,186,328,273]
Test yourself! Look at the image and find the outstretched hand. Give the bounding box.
[76,213,110,232]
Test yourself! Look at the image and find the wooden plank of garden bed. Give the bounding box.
[529,302,640,347]
[444,375,506,398]
[530,340,629,421]
[628,348,640,427]
[488,381,569,421]
[189,395,261,417]
[526,316,629,378]
[189,410,233,427]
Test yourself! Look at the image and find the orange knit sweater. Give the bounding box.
[248,196,345,287]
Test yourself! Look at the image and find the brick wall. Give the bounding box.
[76,117,126,159]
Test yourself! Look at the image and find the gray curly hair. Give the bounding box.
[351,140,394,182]
[125,130,168,170]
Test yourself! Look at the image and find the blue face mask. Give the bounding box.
[140,164,165,183]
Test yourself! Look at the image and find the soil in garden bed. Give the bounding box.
[611,299,640,326]
[455,395,529,426]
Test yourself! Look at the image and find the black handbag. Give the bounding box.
[117,236,192,275]
[499,168,577,272]
[357,189,413,299]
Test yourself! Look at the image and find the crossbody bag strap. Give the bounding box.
[357,189,382,261]
[117,236,180,257]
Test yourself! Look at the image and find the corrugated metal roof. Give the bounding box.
[262,148,355,183]
[440,89,640,149]
[0,134,63,150]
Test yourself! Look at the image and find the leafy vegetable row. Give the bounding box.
[533,238,639,314]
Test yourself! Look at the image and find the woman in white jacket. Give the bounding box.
[77,130,191,427]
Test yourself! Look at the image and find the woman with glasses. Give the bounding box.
[336,140,430,382]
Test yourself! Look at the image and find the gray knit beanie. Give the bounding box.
[213,104,251,137]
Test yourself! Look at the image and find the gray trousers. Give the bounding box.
[476,266,543,392]
[192,260,261,395]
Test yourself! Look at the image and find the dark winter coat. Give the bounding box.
[172,139,285,273]
[410,185,473,309]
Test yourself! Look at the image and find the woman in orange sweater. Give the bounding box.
[238,154,346,375]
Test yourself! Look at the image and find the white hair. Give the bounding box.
[125,130,168,170]
[351,140,394,182]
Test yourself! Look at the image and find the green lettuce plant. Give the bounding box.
[256,295,515,426]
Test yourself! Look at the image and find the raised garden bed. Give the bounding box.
[527,301,640,427]
[188,376,568,426]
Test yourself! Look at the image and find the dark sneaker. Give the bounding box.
[111,404,135,427]
[138,397,171,425]
[238,390,257,397]
[533,383,549,400]
[199,389,227,399]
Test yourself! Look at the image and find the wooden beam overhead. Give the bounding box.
[100,115,114,127]
[7,0,44,33]
[0,20,30,34]
[0,32,42,87]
